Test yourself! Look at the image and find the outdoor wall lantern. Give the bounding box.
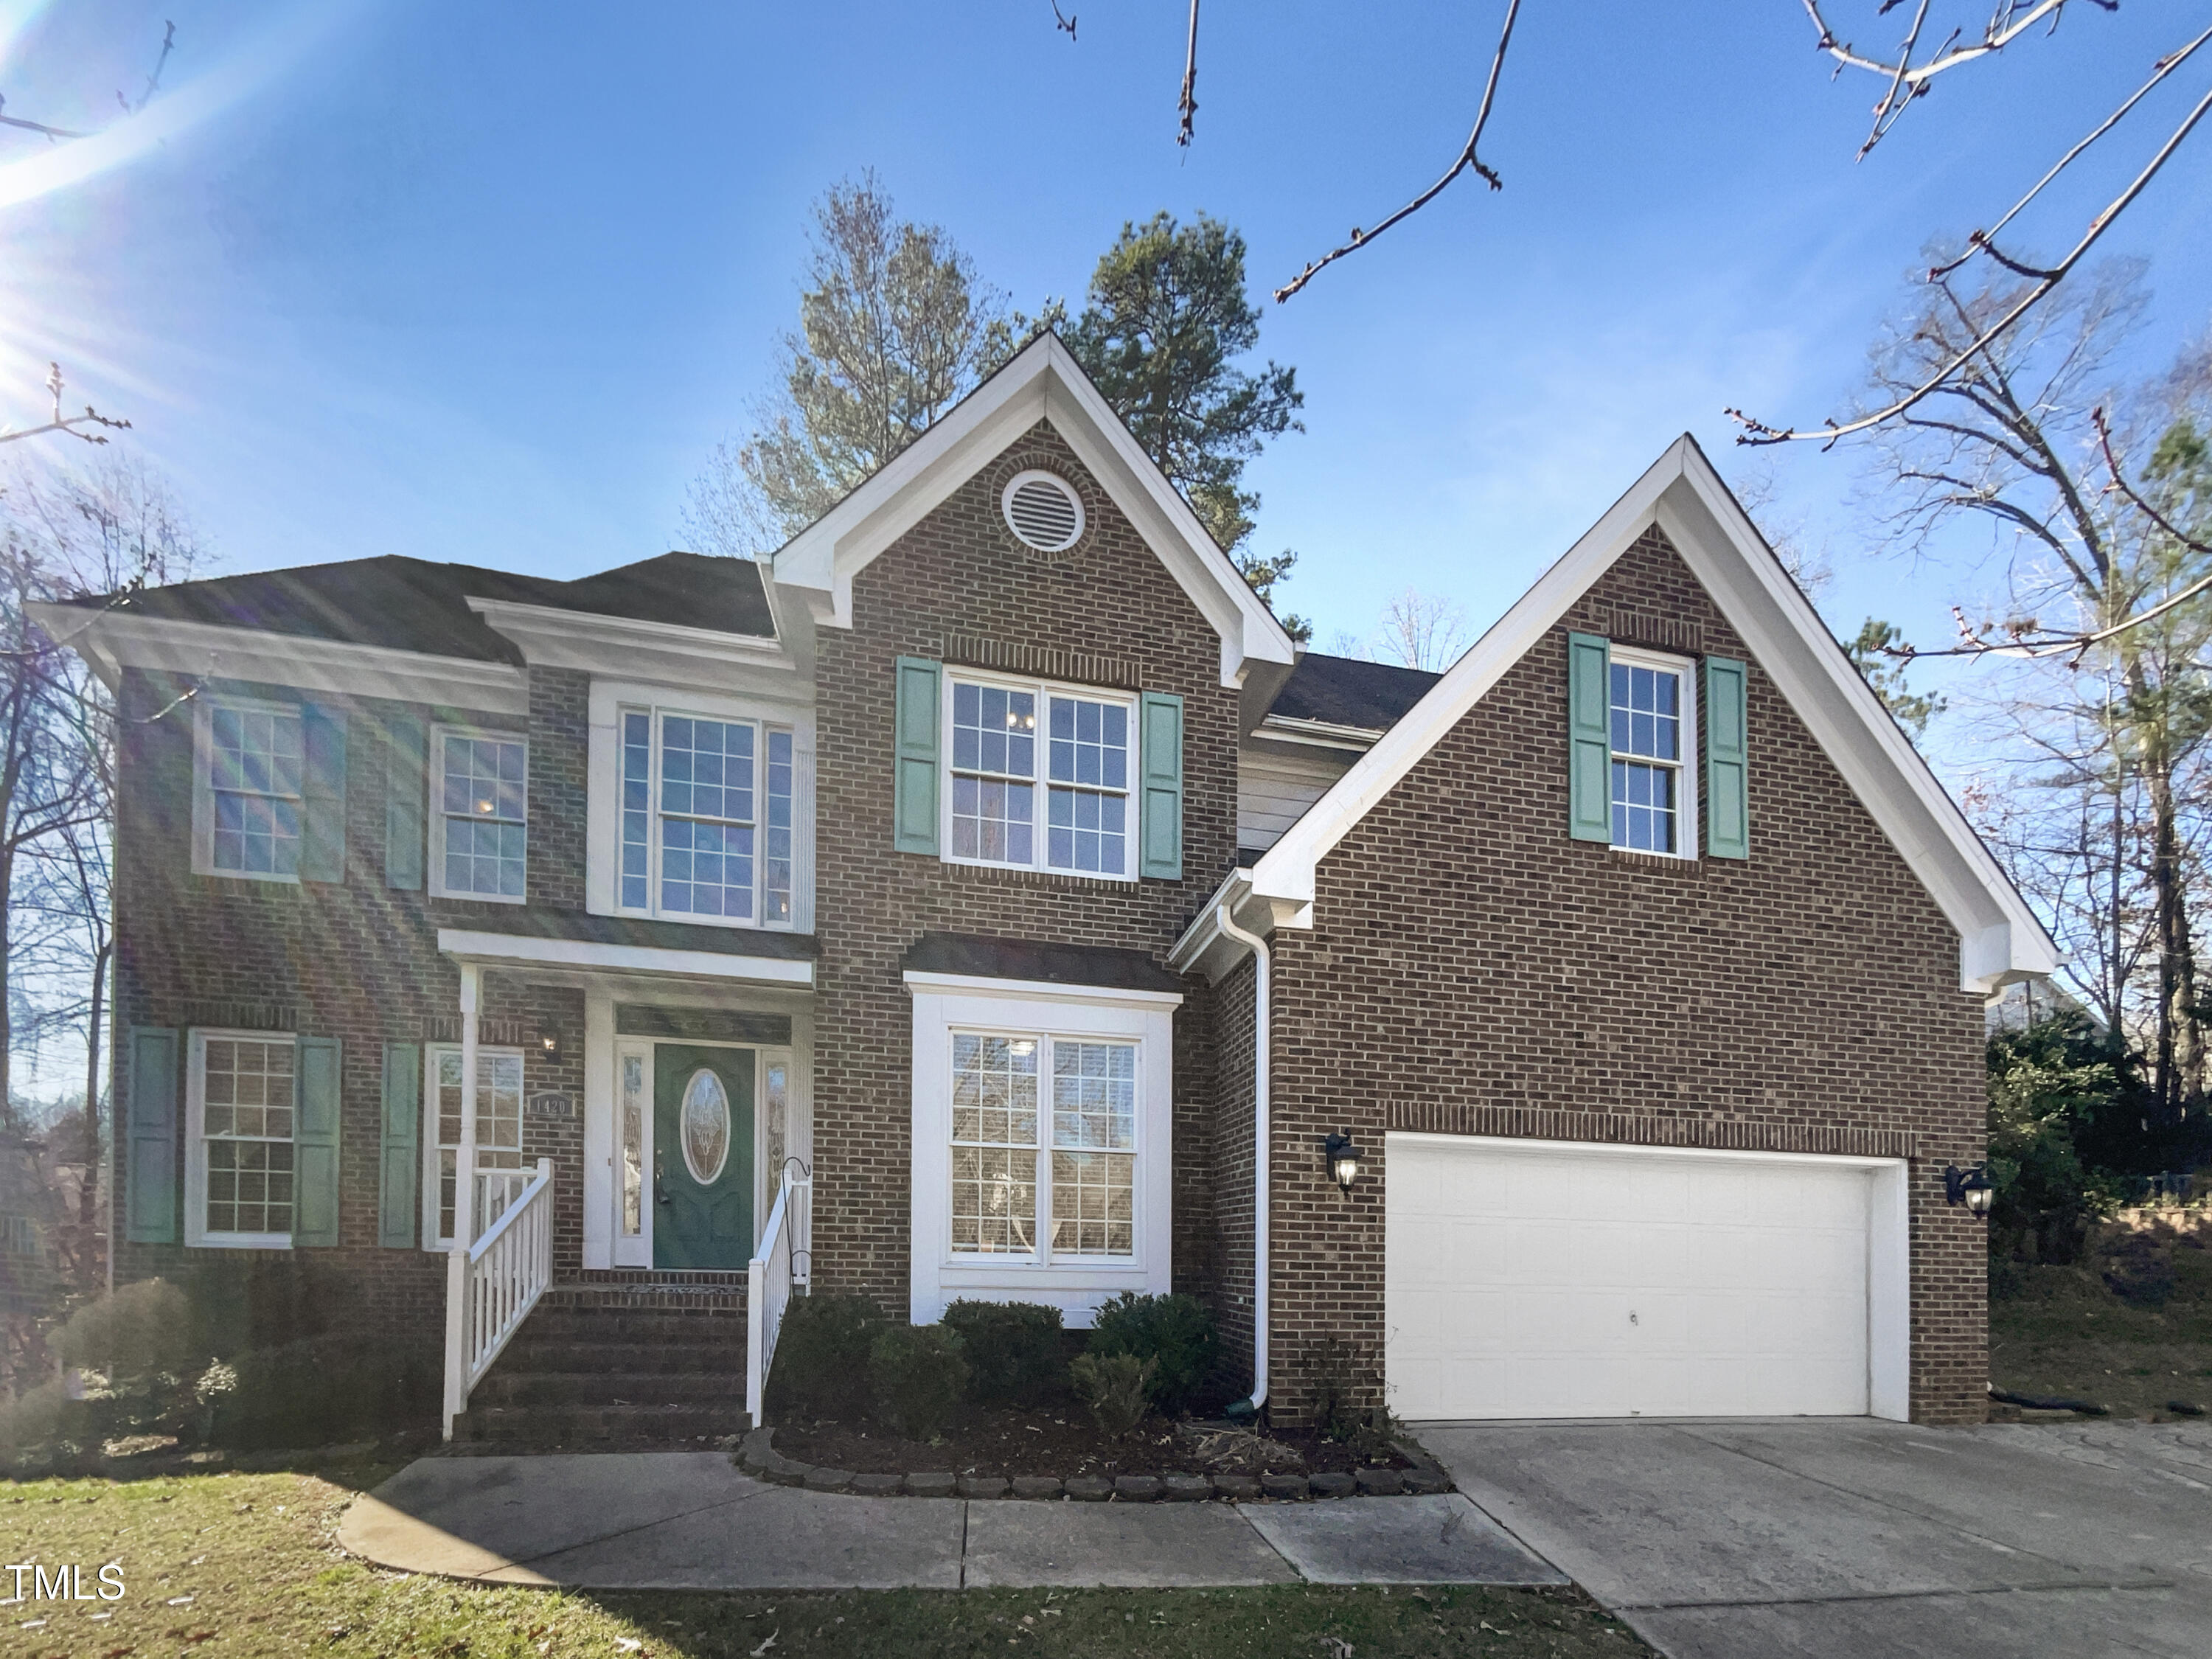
[536,1023,563,1064]
[1943,1163,1994,1218]
[1324,1133,1362,1194]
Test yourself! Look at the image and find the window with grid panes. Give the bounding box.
[207,705,304,877]
[425,1047,525,1247]
[948,1032,1138,1261]
[947,676,1134,877]
[435,731,527,899]
[198,1037,296,1239]
[1609,658,1686,853]
[616,709,794,924]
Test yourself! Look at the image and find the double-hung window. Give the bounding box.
[189,1033,296,1247]
[1608,648,1695,855]
[949,1030,1137,1261]
[422,1046,525,1248]
[947,675,1133,878]
[617,708,796,925]
[206,703,304,879]
[432,729,527,900]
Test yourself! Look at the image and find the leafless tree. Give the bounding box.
[1372,589,1472,672]
[0,453,201,1216]
[1848,258,2212,1107]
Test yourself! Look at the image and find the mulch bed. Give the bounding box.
[773,1405,1411,1481]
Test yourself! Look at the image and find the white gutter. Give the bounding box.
[1214,900,1270,1419]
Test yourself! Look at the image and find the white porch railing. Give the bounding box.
[442,1155,554,1439]
[746,1164,812,1427]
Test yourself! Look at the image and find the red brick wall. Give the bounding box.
[108,666,588,1357]
[808,421,1238,1310]
[1256,526,1989,1425]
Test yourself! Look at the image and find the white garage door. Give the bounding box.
[1385,1133,1906,1421]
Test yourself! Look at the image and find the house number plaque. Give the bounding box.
[526,1091,576,1120]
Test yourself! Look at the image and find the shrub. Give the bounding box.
[1070,1352,1154,1437]
[1086,1292,1219,1413]
[942,1300,1065,1406]
[54,1279,198,1381]
[0,1380,83,1469]
[868,1324,969,1440]
[767,1295,883,1419]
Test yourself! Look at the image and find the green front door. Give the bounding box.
[653,1044,755,1269]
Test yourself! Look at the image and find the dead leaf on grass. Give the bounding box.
[751,1631,779,1657]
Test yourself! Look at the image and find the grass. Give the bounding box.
[1990,1208,2212,1419]
[0,1456,1652,1658]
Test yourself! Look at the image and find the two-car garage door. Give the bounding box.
[1385,1134,1909,1421]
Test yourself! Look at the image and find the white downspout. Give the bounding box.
[1214,902,1270,1419]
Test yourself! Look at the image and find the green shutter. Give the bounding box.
[1567,633,1613,843]
[1139,691,1184,880]
[1703,655,1750,860]
[299,704,349,884]
[385,713,425,890]
[292,1036,343,1248]
[893,656,941,855]
[378,1041,421,1248]
[125,1027,179,1245]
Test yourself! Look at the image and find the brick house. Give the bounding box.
[39,336,2054,1438]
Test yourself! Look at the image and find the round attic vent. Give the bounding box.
[1001,470,1085,552]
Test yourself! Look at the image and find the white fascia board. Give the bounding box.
[1166,868,1304,984]
[900,969,1183,1010]
[30,605,528,714]
[768,335,1295,689]
[466,597,799,685]
[1248,435,2061,994]
[1256,714,1382,751]
[437,927,815,987]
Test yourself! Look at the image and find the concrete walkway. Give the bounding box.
[1419,1416,2212,1659]
[338,1452,1565,1591]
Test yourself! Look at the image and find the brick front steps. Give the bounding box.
[449,1282,751,1450]
[735,1425,1455,1500]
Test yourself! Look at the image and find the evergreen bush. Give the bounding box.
[1085,1291,1219,1413]
[1069,1352,1154,1436]
[765,1294,883,1419]
[942,1300,1064,1406]
[867,1324,969,1439]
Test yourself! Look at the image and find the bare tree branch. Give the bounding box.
[0,365,131,448]
[1275,0,1523,303]
[1729,32,2212,448]
[1050,3,1077,42]
[1804,0,2111,155]
[1177,0,1199,147]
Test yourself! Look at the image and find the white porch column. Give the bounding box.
[441,961,483,1439]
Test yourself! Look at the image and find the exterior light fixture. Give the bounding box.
[536,1023,563,1063]
[1943,1163,1994,1218]
[1324,1133,1361,1194]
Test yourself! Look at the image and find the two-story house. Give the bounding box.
[42,335,2056,1441]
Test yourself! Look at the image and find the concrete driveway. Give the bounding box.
[1420,1416,2212,1659]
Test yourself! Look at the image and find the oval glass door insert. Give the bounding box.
[679,1068,731,1184]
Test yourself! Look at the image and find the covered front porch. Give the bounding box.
[430,910,818,1441]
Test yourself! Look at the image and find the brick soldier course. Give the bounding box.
[49,337,2049,1441]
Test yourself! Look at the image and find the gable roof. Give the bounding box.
[1204,434,2059,995]
[49,551,774,664]
[768,333,1298,689]
[1265,653,1441,735]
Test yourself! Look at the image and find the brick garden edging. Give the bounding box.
[736,1426,1455,1500]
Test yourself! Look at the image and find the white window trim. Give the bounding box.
[583,680,813,933]
[428,725,529,904]
[939,667,1141,884]
[420,1043,527,1251]
[1607,641,1700,860]
[190,695,305,884]
[184,1028,296,1251]
[906,977,1176,1327]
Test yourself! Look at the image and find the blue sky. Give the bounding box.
[4,0,2208,713]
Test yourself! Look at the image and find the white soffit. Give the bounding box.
[1245,435,2060,994]
[768,335,1296,689]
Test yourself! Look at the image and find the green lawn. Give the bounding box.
[1,1459,1650,1658]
